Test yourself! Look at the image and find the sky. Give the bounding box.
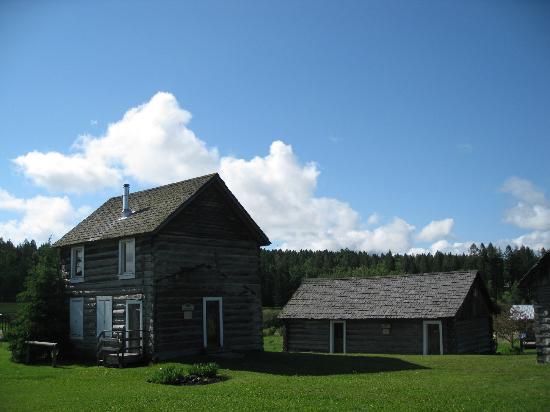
[0,0,549,254]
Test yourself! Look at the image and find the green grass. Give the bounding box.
[1,337,549,411]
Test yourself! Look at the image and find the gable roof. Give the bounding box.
[279,271,491,320]
[53,173,270,247]
[519,250,550,288]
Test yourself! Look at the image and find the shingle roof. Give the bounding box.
[279,271,482,320]
[519,250,550,288]
[53,173,270,247]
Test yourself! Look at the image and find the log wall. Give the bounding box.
[533,266,550,363]
[61,236,153,356]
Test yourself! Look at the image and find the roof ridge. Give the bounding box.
[303,270,476,282]
[105,173,218,201]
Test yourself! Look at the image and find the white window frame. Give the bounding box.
[125,299,143,350]
[202,297,223,349]
[70,246,85,283]
[69,297,84,340]
[329,320,347,354]
[118,238,135,279]
[423,320,443,355]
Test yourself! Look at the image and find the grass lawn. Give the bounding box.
[1,337,549,411]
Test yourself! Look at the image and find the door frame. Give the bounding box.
[96,296,112,337]
[125,299,143,350]
[202,297,223,349]
[329,320,346,354]
[423,320,443,355]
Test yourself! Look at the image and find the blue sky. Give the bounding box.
[0,1,549,253]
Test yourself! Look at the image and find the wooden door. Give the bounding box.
[96,297,112,337]
[126,302,142,350]
[333,322,344,353]
[70,298,83,339]
[206,300,221,349]
[427,323,441,355]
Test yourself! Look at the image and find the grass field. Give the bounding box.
[1,337,549,411]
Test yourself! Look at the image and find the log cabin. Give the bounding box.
[279,271,496,355]
[53,173,270,363]
[520,251,550,364]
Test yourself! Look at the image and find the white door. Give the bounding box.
[96,296,112,337]
[70,297,83,339]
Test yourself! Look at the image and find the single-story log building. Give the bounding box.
[520,251,550,364]
[279,271,496,355]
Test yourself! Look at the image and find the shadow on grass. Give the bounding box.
[194,351,428,376]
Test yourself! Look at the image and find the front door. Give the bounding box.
[203,298,223,349]
[126,301,142,351]
[330,320,346,353]
[96,296,112,337]
[424,321,442,355]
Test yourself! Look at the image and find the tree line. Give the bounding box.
[260,244,543,307]
[0,238,544,309]
[0,239,39,302]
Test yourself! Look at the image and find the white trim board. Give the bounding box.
[202,297,224,349]
[329,320,346,354]
[422,320,443,355]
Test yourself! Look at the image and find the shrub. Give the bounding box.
[188,362,219,378]
[7,244,68,362]
[147,365,186,385]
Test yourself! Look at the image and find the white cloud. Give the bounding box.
[10,92,454,253]
[500,177,550,250]
[0,189,90,244]
[457,143,473,153]
[367,213,380,225]
[416,218,454,242]
[501,177,550,231]
[14,92,219,193]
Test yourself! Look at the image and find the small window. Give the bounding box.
[70,246,84,282]
[119,238,135,278]
[70,297,84,339]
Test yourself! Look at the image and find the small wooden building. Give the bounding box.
[520,251,550,364]
[279,271,496,355]
[54,173,270,361]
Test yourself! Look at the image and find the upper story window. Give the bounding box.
[118,238,135,279]
[70,246,85,282]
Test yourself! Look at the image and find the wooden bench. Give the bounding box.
[25,341,59,367]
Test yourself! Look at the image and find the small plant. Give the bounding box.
[147,365,186,385]
[188,362,219,378]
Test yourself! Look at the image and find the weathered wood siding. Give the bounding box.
[61,236,153,356]
[152,183,263,360]
[452,278,494,354]
[533,265,550,363]
[285,319,330,352]
[346,320,424,354]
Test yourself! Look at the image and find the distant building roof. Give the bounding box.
[519,251,550,288]
[53,173,270,247]
[510,305,534,320]
[279,271,493,320]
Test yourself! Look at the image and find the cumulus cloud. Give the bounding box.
[14,92,219,192]
[416,218,454,242]
[501,177,550,250]
[0,189,90,244]
[501,177,550,231]
[11,92,453,252]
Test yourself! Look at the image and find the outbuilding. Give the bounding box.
[279,271,496,355]
[520,251,550,363]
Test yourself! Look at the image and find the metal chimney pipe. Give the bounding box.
[122,184,131,218]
